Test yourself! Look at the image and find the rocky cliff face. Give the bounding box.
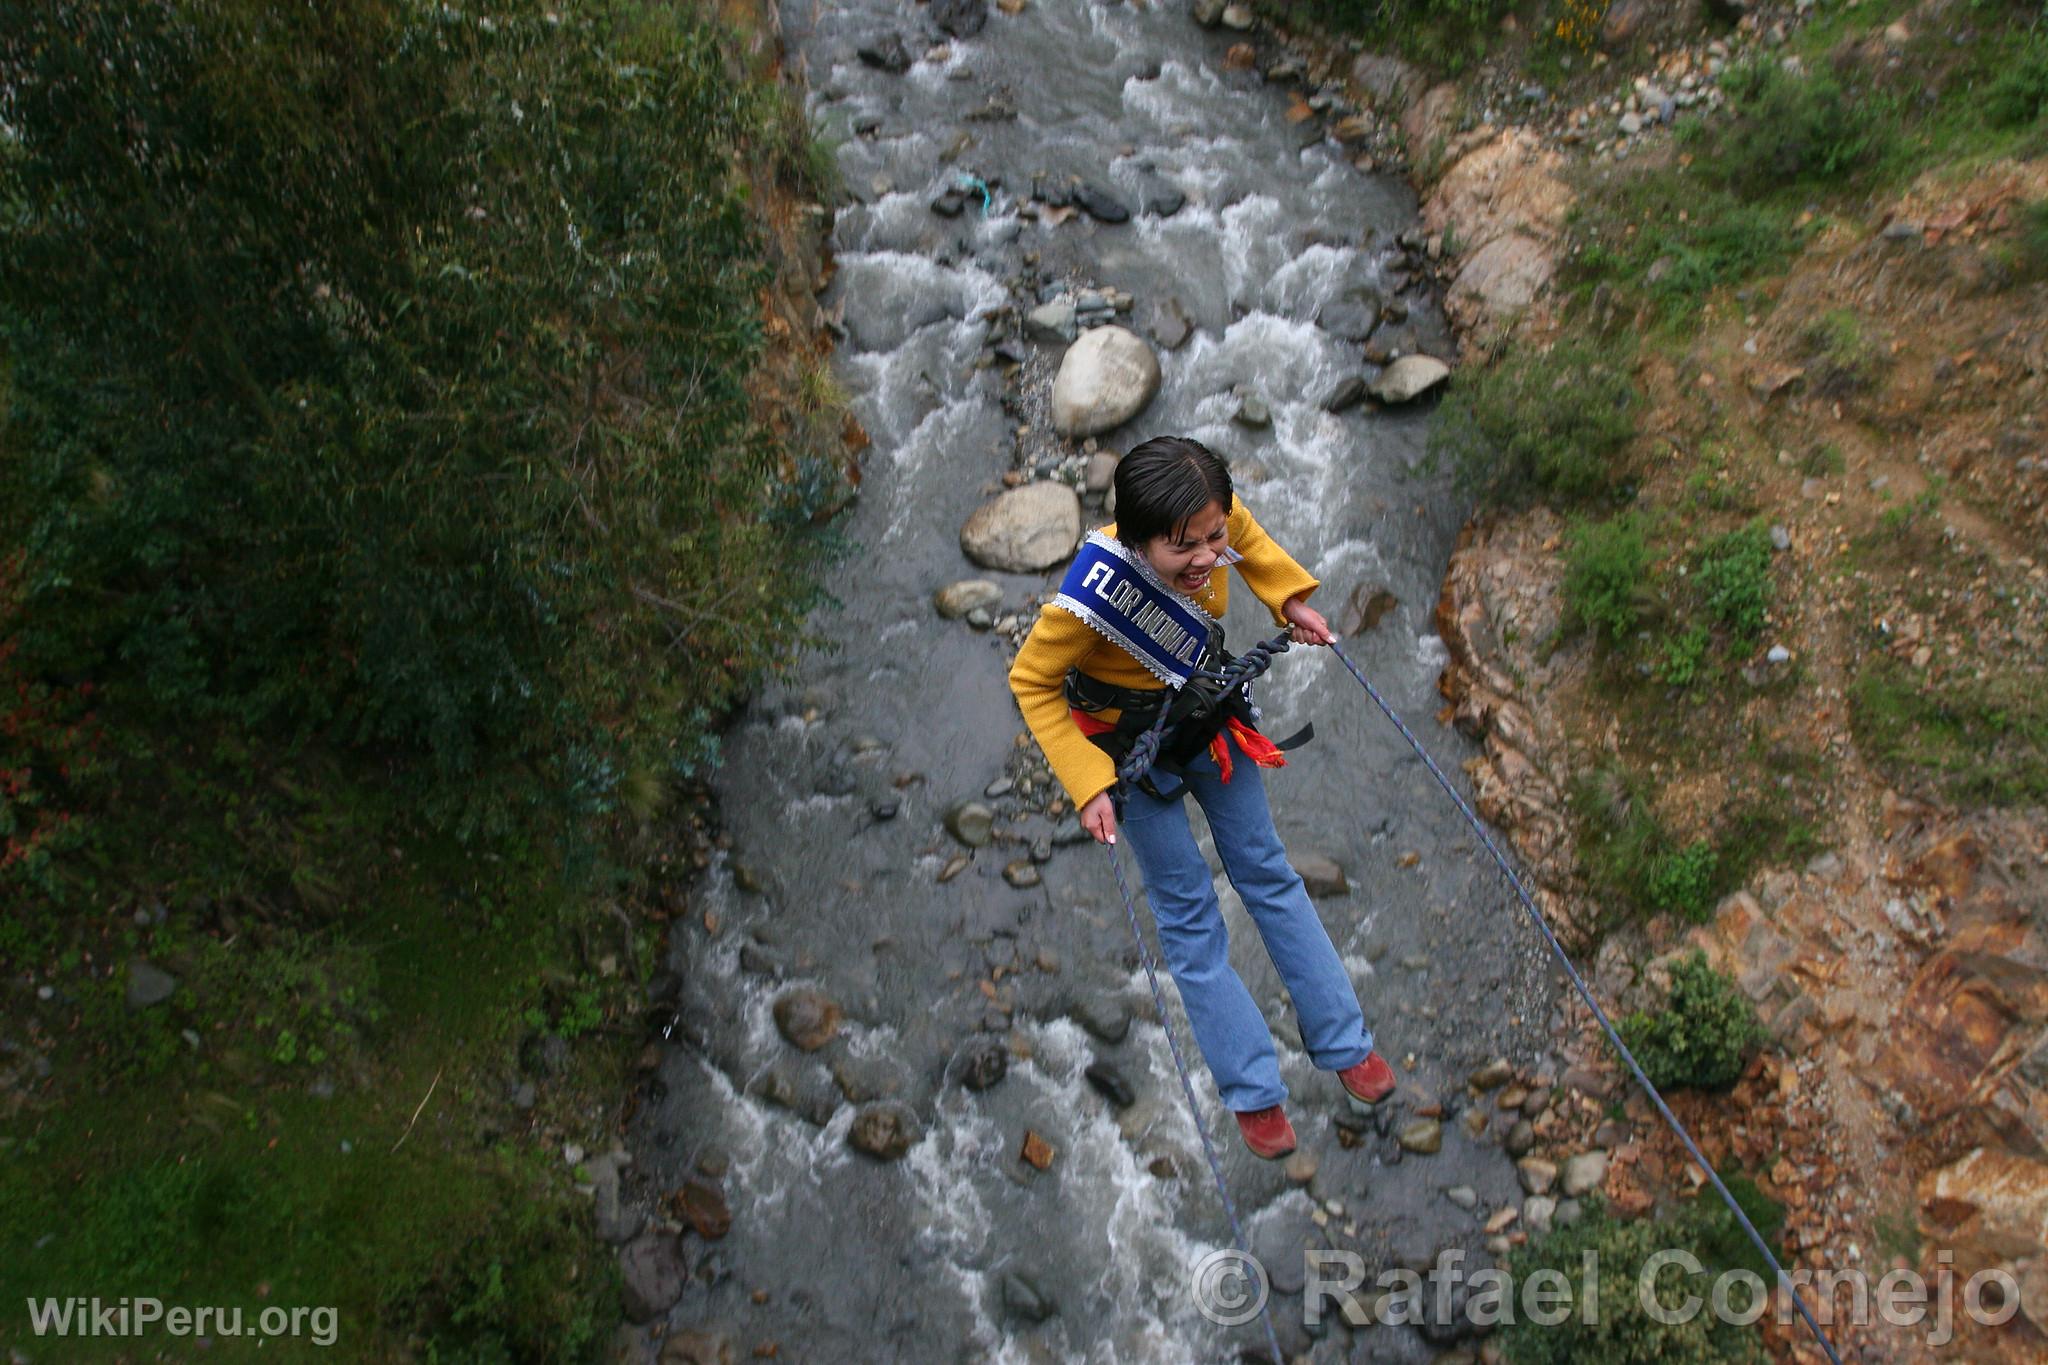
[1307,1,2048,1355]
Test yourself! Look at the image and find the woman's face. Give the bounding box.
[1141,499,1229,596]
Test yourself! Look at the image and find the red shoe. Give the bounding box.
[1234,1105,1297,1160]
[1338,1052,1397,1108]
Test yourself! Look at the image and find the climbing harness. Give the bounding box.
[1068,629,1311,802]
[1099,635,1846,1365]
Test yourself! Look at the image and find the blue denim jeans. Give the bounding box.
[1119,731,1374,1112]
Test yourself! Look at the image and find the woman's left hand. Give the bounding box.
[1281,596,1334,646]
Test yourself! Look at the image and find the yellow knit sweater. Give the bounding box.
[1007,495,1319,810]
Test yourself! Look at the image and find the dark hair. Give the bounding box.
[1113,436,1232,548]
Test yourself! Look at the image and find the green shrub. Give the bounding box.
[1646,839,1718,920]
[2015,199,2048,281]
[1563,514,1652,645]
[1694,522,1775,642]
[1710,57,1898,193]
[1619,951,1766,1091]
[1258,0,1513,74]
[1985,32,2048,129]
[1497,1199,1767,1365]
[1658,623,1710,687]
[1430,342,1641,506]
[1697,1167,1789,1282]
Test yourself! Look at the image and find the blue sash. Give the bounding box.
[1052,532,1221,687]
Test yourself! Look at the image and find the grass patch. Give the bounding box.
[1429,340,1641,507]
[1256,0,1513,75]
[1574,764,1719,922]
[1850,656,2048,806]
[1573,758,1816,925]
[1563,169,1808,328]
[0,817,641,1360]
[1802,309,1888,398]
[1983,25,2048,131]
[2010,198,2048,281]
[1800,442,1846,478]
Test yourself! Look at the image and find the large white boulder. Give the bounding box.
[1370,354,1451,404]
[959,482,1082,572]
[1051,325,1160,438]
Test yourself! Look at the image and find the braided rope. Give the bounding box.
[1117,630,1294,789]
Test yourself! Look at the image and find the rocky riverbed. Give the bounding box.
[589,1,1623,1361]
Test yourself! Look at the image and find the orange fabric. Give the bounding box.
[1065,708,1286,788]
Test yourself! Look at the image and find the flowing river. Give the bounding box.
[631,2,1560,1359]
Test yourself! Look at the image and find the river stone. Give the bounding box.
[1563,1150,1609,1197]
[1318,297,1380,341]
[1334,583,1398,636]
[1504,1118,1537,1158]
[1026,300,1078,343]
[1445,1185,1478,1210]
[930,0,987,38]
[1085,1061,1135,1108]
[1002,1271,1056,1323]
[1523,1195,1557,1235]
[1516,1157,1558,1195]
[832,1053,910,1104]
[934,578,1002,619]
[1469,1057,1514,1091]
[1369,354,1451,403]
[659,1331,734,1365]
[618,1230,688,1323]
[1143,188,1185,218]
[951,1035,1010,1091]
[772,987,842,1051]
[676,1175,732,1239]
[1003,859,1041,888]
[1252,1211,1315,1295]
[1221,2,1255,30]
[1142,297,1191,351]
[960,482,1082,571]
[1232,392,1271,428]
[127,960,178,1011]
[1084,451,1119,494]
[1193,0,1227,25]
[1398,1118,1443,1154]
[1051,326,1160,438]
[848,1102,921,1160]
[1290,852,1348,898]
[1073,996,1132,1043]
[1322,375,1369,413]
[945,799,996,847]
[591,1155,645,1245]
[1073,181,1130,224]
[855,33,912,75]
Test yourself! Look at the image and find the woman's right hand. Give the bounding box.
[1080,791,1118,845]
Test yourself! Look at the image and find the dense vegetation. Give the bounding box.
[1498,1196,1773,1365]
[0,1,839,1355]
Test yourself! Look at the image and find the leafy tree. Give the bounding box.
[0,1,838,854]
